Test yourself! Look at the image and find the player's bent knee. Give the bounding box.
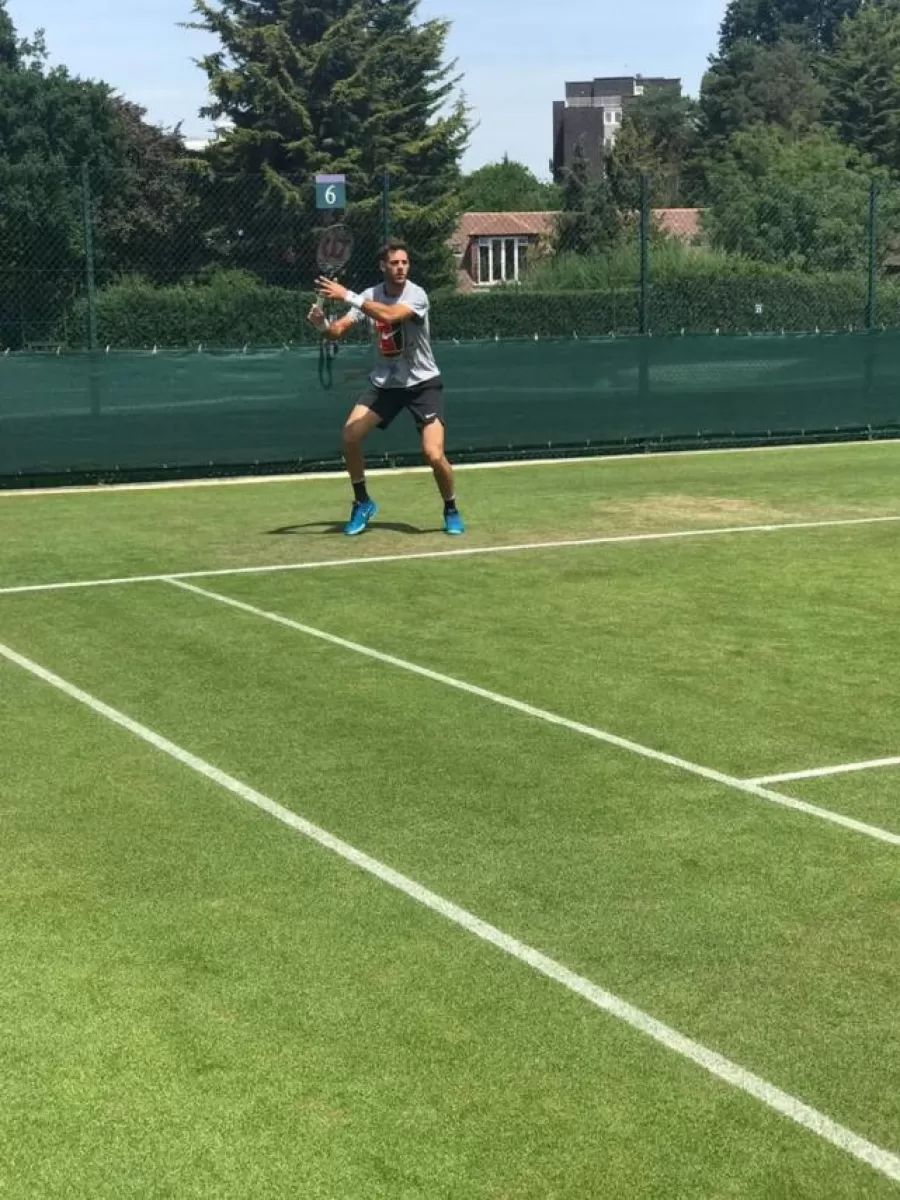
[421,424,445,464]
[342,421,368,446]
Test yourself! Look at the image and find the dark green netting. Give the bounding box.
[2,333,899,487]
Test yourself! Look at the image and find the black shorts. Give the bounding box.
[360,376,445,432]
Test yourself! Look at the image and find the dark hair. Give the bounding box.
[379,238,410,262]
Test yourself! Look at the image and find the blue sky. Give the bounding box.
[7,0,725,178]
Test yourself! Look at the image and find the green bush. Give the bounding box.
[69,269,328,349]
[63,257,900,348]
[652,267,870,334]
[430,289,640,338]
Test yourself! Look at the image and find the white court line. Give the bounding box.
[0,436,892,496]
[1,434,896,499]
[168,578,900,849]
[750,757,900,786]
[1,636,898,1184]
[2,514,899,599]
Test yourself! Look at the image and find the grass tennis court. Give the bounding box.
[2,443,900,1198]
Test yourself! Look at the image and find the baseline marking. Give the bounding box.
[1,635,898,1184]
[750,756,900,786]
[0,434,896,500]
[168,579,900,849]
[1,513,898,599]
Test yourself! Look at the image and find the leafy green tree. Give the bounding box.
[697,2,873,202]
[718,0,861,52]
[698,36,826,155]
[0,0,47,70]
[607,89,699,209]
[702,123,892,272]
[0,0,203,349]
[458,156,559,212]
[92,99,203,285]
[189,0,470,289]
[0,1,18,68]
[823,0,900,174]
[0,14,119,345]
[554,143,621,255]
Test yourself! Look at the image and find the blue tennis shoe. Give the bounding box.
[344,499,378,536]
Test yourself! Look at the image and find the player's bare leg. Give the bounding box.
[421,420,465,534]
[342,405,380,483]
[420,419,454,500]
[341,405,381,535]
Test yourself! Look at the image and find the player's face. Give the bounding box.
[382,251,409,287]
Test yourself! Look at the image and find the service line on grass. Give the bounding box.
[167,578,900,849]
[1,513,899,599]
[1,632,899,1185]
[749,756,900,786]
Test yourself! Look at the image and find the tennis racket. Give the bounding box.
[314,223,354,390]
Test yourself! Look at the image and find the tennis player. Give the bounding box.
[307,239,465,536]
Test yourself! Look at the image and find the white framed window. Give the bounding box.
[475,237,531,285]
[614,110,622,123]
[604,111,614,124]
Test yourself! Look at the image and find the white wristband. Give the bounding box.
[345,291,364,310]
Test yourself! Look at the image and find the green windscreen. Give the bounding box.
[2,333,899,487]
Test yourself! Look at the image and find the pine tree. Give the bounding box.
[698,37,826,157]
[0,0,19,70]
[699,0,857,178]
[0,0,47,72]
[554,144,621,256]
[189,0,470,288]
[607,90,699,209]
[823,0,900,175]
[718,0,861,53]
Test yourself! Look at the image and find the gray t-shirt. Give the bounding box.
[347,281,440,389]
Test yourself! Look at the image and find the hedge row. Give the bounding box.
[64,265,900,348]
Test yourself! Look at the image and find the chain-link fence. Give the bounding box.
[2,164,898,350]
[0,165,394,350]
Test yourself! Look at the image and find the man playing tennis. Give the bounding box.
[307,239,465,536]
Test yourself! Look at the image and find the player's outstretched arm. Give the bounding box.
[315,276,417,325]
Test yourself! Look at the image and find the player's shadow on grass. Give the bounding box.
[267,520,437,537]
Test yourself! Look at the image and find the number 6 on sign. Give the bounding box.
[315,174,347,210]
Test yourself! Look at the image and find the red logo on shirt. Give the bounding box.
[376,320,404,358]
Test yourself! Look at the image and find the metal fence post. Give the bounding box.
[637,173,652,413]
[639,173,651,336]
[863,179,879,406]
[81,162,98,352]
[867,178,878,332]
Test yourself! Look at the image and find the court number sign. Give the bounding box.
[315,174,347,210]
